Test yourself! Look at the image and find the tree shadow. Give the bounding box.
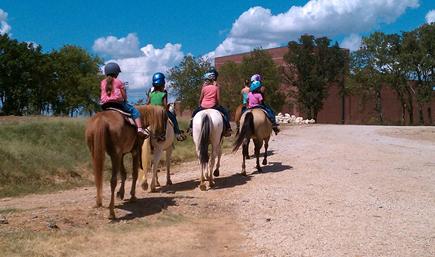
[258,162,293,173]
[115,196,189,221]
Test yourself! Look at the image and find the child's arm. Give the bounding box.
[199,88,204,106]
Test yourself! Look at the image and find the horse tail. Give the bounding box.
[141,136,152,176]
[233,111,254,152]
[199,114,210,169]
[86,120,107,206]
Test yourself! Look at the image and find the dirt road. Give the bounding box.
[1,125,434,257]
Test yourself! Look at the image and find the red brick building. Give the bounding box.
[215,46,435,125]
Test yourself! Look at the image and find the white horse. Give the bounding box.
[140,118,175,192]
[192,109,224,191]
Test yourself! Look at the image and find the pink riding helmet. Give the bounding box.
[250,74,262,82]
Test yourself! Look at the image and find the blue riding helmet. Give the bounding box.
[250,81,262,92]
[203,72,216,81]
[152,72,165,86]
[104,62,121,76]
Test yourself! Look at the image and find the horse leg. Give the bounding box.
[246,140,251,159]
[130,151,139,202]
[117,157,126,200]
[150,150,162,192]
[109,154,122,219]
[166,148,173,186]
[213,144,221,177]
[208,148,216,188]
[254,140,263,173]
[262,138,269,166]
[241,139,248,176]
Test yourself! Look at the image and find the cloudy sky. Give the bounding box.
[1,0,434,100]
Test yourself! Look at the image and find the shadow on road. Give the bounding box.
[116,196,185,221]
[259,162,293,173]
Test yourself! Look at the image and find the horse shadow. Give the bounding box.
[115,196,188,221]
[158,172,252,193]
[213,173,252,190]
[256,161,293,174]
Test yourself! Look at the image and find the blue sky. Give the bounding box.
[1,0,434,98]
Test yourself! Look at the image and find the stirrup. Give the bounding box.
[137,128,150,138]
[176,133,186,141]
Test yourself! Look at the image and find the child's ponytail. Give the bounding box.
[105,76,114,96]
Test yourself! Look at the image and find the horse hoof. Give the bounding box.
[150,187,157,193]
[240,171,247,177]
[129,196,137,202]
[213,169,220,177]
[94,203,103,208]
[166,180,173,186]
[246,155,251,160]
[156,181,161,187]
[116,191,124,200]
[257,168,263,173]
[209,182,215,188]
[141,183,148,191]
[199,184,207,191]
[262,159,267,165]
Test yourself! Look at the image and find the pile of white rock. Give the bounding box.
[276,113,316,125]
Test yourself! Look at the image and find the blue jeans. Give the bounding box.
[167,111,181,134]
[101,101,140,120]
[191,105,231,129]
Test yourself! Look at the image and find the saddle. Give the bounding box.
[244,106,268,116]
[101,103,136,127]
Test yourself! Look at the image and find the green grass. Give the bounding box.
[0,116,235,198]
[0,117,93,197]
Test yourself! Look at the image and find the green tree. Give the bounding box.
[240,48,284,111]
[218,61,243,113]
[0,34,47,115]
[49,45,102,116]
[284,35,347,120]
[167,56,211,110]
[402,23,435,124]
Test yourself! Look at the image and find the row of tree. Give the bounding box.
[0,34,102,116]
[350,23,434,125]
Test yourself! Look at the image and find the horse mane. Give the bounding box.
[136,105,168,136]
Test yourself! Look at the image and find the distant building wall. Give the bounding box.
[215,46,435,125]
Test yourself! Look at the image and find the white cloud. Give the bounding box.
[93,33,142,59]
[94,33,186,100]
[0,9,11,35]
[214,0,419,57]
[340,34,362,51]
[426,10,435,24]
[104,42,185,95]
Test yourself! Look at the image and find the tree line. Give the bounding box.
[1,23,433,124]
[0,34,102,116]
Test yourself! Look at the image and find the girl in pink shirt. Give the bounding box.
[100,62,146,136]
[188,70,232,137]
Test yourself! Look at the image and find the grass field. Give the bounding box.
[0,116,234,198]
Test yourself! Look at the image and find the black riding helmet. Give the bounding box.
[104,62,121,76]
[207,67,219,80]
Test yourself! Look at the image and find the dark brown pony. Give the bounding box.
[85,105,167,219]
[234,104,250,159]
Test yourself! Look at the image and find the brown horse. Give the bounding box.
[233,108,272,175]
[85,105,167,219]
